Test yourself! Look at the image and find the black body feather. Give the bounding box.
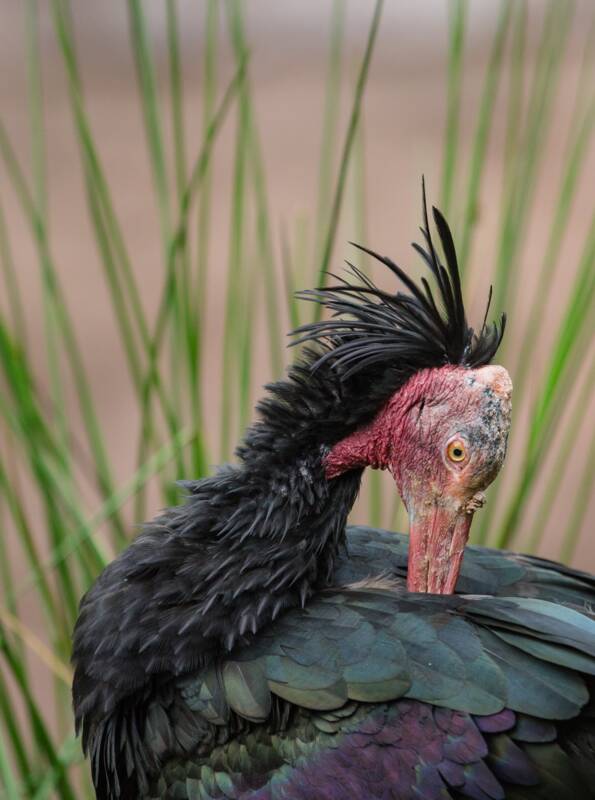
[147,528,595,799]
[72,189,538,799]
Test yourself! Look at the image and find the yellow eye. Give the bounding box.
[447,440,467,463]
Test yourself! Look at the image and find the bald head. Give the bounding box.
[325,364,513,593]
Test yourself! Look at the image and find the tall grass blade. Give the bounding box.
[313,0,346,278]
[457,0,511,274]
[2,632,76,799]
[494,216,595,547]
[561,421,595,563]
[226,1,282,380]
[220,13,249,458]
[0,668,34,793]
[313,0,384,316]
[127,0,172,248]
[525,351,595,554]
[0,197,27,349]
[0,730,21,799]
[440,0,466,218]
[196,0,219,321]
[166,0,187,202]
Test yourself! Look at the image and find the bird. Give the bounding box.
[72,186,595,800]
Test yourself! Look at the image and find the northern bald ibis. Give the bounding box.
[72,189,595,799]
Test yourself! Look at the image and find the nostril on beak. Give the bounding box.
[461,491,486,514]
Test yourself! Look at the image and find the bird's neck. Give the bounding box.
[176,447,362,656]
[184,360,370,652]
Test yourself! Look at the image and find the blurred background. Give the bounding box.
[0,1,593,795]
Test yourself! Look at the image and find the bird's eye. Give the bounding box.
[446,439,467,463]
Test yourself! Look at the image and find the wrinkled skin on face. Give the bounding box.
[324,365,513,594]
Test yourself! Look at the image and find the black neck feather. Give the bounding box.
[72,434,362,727]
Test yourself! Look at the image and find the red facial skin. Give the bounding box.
[325,364,512,594]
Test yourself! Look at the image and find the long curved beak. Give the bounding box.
[406,505,473,594]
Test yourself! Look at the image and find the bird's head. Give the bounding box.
[294,184,511,594]
[324,363,512,593]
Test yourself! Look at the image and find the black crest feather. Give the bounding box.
[293,181,505,382]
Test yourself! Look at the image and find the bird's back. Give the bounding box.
[144,527,595,799]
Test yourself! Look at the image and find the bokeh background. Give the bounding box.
[0,1,593,796]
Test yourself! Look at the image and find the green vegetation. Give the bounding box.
[0,1,593,795]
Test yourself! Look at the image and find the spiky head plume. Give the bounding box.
[242,183,506,462]
[293,182,505,387]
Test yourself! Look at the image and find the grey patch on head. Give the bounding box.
[465,389,512,488]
